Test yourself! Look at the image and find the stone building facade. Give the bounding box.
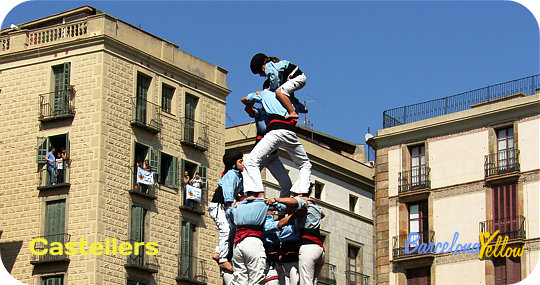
[369,78,540,285]
[0,6,229,285]
[226,124,375,285]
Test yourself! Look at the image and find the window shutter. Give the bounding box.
[507,256,521,284]
[131,206,145,242]
[36,137,49,163]
[65,132,70,160]
[171,156,179,188]
[181,159,186,186]
[62,62,71,91]
[197,165,207,190]
[149,147,159,180]
[45,200,65,240]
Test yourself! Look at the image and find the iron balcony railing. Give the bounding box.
[480,216,526,240]
[130,182,157,200]
[131,97,162,133]
[181,118,210,151]
[485,148,520,178]
[393,230,435,259]
[39,90,75,121]
[125,240,159,273]
[398,166,431,193]
[318,262,337,285]
[177,254,208,284]
[346,271,370,285]
[383,74,540,128]
[30,233,71,264]
[38,160,70,189]
[180,184,207,214]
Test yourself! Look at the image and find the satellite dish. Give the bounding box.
[364,133,374,141]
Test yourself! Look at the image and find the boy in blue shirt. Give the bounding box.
[45,146,57,185]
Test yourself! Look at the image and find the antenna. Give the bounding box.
[364,127,374,162]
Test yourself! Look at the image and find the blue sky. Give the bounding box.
[1,1,539,147]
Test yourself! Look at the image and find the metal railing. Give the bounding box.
[318,262,337,285]
[480,216,526,240]
[485,149,520,178]
[38,160,70,188]
[346,271,370,285]
[383,75,540,128]
[125,240,159,273]
[131,97,162,133]
[31,233,70,263]
[180,184,207,214]
[177,254,207,283]
[39,90,75,121]
[393,231,435,258]
[398,166,431,193]
[29,21,87,46]
[181,118,209,151]
[131,182,157,199]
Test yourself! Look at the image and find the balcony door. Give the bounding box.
[410,145,426,188]
[136,73,151,124]
[496,127,515,172]
[407,267,430,285]
[493,184,517,237]
[408,201,428,246]
[184,94,198,143]
[52,63,70,116]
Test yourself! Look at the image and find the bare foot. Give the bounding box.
[219,261,233,272]
[285,112,299,120]
[212,252,219,262]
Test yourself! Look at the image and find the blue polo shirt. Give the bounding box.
[264,60,291,91]
[246,90,288,117]
[263,214,280,245]
[218,169,243,203]
[294,197,322,230]
[230,199,286,227]
[46,151,56,168]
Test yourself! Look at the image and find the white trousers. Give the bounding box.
[279,73,307,97]
[264,262,280,285]
[209,202,230,263]
[260,151,292,198]
[298,244,324,285]
[283,261,299,285]
[222,268,233,285]
[244,129,311,194]
[232,237,267,285]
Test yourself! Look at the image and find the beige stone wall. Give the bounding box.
[435,260,485,285]
[518,117,540,172]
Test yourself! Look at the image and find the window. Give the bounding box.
[314,181,324,200]
[133,143,158,196]
[45,199,66,241]
[183,94,198,142]
[493,184,518,236]
[347,245,363,285]
[135,73,151,124]
[409,145,426,187]
[349,195,358,212]
[52,63,71,116]
[159,152,178,189]
[127,280,147,285]
[406,267,430,285]
[130,205,147,266]
[181,160,207,211]
[496,127,515,171]
[408,201,428,244]
[161,84,174,113]
[42,275,64,285]
[36,134,70,187]
[494,257,521,285]
[180,221,197,279]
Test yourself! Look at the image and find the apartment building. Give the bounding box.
[226,124,375,285]
[368,75,540,285]
[0,6,230,284]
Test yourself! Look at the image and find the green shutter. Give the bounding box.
[45,200,65,243]
[181,221,194,278]
[171,156,179,188]
[65,133,70,160]
[36,137,49,163]
[130,206,145,242]
[149,147,159,180]
[197,165,207,190]
[62,62,70,91]
[180,159,186,186]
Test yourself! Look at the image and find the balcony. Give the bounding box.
[39,89,76,122]
[393,231,435,260]
[346,271,370,285]
[485,149,520,180]
[318,262,337,285]
[398,166,431,196]
[131,98,162,133]
[30,233,71,264]
[176,255,208,285]
[480,216,526,242]
[124,241,159,273]
[179,184,207,215]
[129,183,157,200]
[37,161,70,190]
[181,118,209,151]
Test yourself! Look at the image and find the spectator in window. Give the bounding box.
[183,171,190,186]
[143,159,151,171]
[189,172,204,189]
[56,151,64,184]
[45,146,57,185]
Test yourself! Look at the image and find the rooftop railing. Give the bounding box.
[177,254,208,284]
[29,20,88,46]
[485,148,520,178]
[383,75,540,128]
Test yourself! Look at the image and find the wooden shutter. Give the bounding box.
[181,221,195,278]
[62,63,71,91]
[130,206,145,243]
[493,184,517,234]
[171,156,179,188]
[506,256,521,284]
[65,133,70,160]
[36,137,49,163]
[45,200,66,243]
[43,275,63,285]
[197,165,207,190]
[149,147,159,181]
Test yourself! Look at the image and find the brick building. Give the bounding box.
[226,124,375,285]
[368,76,540,285]
[0,6,229,284]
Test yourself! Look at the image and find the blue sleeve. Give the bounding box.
[265,63,280,91]
[280,224,295,239]
[264,218,279,232]
[246,92,262,103]
[269,202,287,212]
[294,197,307,210]
[220,171,239,203]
